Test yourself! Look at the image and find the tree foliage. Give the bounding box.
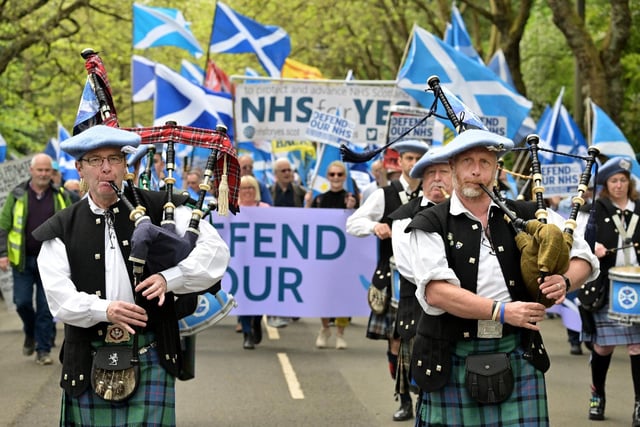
[0,0,637,157]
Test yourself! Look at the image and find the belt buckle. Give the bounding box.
[105,324,131,344]
[477,320,503,339]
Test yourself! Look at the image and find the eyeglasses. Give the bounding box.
[328,172,344,177]
[278,168,292,173]
[80,155,125,167]
[241,165,253,171]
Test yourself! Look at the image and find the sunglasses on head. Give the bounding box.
[328,172,344,177]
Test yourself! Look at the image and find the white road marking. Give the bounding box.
[277,352,304,399]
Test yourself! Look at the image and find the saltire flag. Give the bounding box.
[547,295,582,332]
[154,63,234,172]
[209,1,291,77]
[0,132,6,163]
[244,66,264,84]
[73,50,118,135]
[536,88,588,164]
[180,59,205,86]
[44,123,80,181]
[282,58,323,79]
[204,59,233,93]
[133,3,203,58]
[443,4,483,64]
[397,24,532,140]
[132,55,156,102]
[590,100,640,184]
[488,49,515,90]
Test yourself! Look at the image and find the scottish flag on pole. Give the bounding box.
[444,4,483,64]
[488,49,515,90]
[133,3,203,58]
[209,2,291,77]
[44,123,80,181]
[154,63,233,138]
[591,100,640,183]
[397,25,531,140]
[537,88,588,164]
[132,55,156,102]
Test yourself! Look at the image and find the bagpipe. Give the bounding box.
[342,74,599,309]
[77,49,240,378]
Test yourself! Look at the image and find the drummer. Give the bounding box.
[581,156,640,424]
[32,125,230,426]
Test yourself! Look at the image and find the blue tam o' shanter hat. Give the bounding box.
[596,156,632,186]
[409,146,450,178]
[428,129,514,164]
[61,125,141,160]
[392,139,430,155]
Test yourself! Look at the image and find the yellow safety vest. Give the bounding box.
[7,189,68,268]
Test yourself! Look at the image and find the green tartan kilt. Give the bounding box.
[415,333,549,427]
[60,338,176,427]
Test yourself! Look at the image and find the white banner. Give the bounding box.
[233,79,415,145]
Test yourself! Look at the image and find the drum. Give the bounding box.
[178,290,237,336]
[389,256,401,310]
[608,266,640,325]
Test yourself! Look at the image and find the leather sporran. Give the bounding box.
[464,353,514,404]
[577,278,607,313]
[91,345,140,402]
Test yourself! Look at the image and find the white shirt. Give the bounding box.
[37,196,230,328]
[346,175,416,236]
[409,192,600,315]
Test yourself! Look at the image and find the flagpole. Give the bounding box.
[130,0,136,126]
[585,96,593,146]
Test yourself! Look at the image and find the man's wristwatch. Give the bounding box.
[561,275,571,292]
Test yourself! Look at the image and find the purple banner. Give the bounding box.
[212,207,376,317]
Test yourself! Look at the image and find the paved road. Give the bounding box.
[0,297,635,426]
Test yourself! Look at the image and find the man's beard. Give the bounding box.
[453,174,484,199]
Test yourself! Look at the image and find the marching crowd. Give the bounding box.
[3,124,640,426]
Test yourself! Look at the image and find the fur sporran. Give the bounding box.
[91,345,140,402]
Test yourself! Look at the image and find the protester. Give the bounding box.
[238,154,273,205]
[32,125,230,425]
[267,157,307,328]
[237,174,269,349]
[185,169,203,200]
[309,160,358,349]
[405,129,598,426]
[346,139,429,422]
[0,153,72,365]
[580,157,640,424]
[388,146,453,421]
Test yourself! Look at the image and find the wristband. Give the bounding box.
[562,275,571,292]
[499,302,506,324]
[491,301,500,321]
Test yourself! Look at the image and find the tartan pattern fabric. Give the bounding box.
[395,335,415,396]
[123,124,240,213]
[581,304,640,346]
[366,306,397,340]
[415,334,549,427]
[61,345,176,426]
[84,51,119,128]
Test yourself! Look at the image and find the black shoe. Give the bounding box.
[570,343,583,355]
[252,317,263,345]
[243,333,255,350]
[393,401,413,422]
[589,394,605,420]
[633,400,640,427]
[23,336,35,356]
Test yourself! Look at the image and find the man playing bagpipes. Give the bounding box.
[32,125,230,426]
[404,128,600,426]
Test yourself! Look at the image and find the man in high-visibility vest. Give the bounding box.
[0,153,72,365]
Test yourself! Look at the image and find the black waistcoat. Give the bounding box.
[406,198,536,340]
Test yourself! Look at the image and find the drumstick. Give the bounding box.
[605,243,639,254]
